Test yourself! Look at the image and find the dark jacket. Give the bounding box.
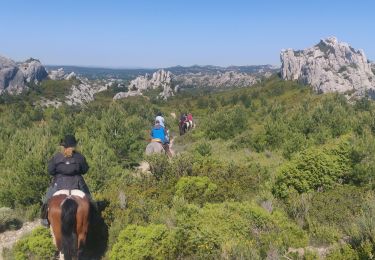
[48,152,90,192]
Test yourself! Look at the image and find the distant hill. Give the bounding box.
[166,64,278,75]
[45,65,156,80]
[45,64,279,80]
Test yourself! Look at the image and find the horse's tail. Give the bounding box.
[61,198,78,260]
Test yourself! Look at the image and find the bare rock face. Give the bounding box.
[65,77,107,105]
[174,71,259,89]
[19,58,48,84]
[280,37,375,94]
[65,72,76,80]
[113,90,143,100]
[113,67,271,101]
[116,69,174,100]
[0,55,47,94]
[0,56,25,94]
[48,68,66,80]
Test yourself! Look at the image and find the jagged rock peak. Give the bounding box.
[0,55,47,94]
[19,58,48,84]
[280,37,375,94]
[123,69,174,100]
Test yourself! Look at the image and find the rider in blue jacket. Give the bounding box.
[151,120,167,143]
[151,120,172,156]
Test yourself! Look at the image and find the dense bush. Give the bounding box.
[175,176,218,205]
[273,138,352,198]
[12,227,55,260]
[203,106,248,140]
[109,201,307,259]
[109,224,171,260]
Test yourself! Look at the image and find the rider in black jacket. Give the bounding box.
[41,135,91,227]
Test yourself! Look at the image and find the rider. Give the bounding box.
[40,134,91,227]
[155,112,165,128]
[155,111,169,143]
[180,113,187,125]
[151,120,172,157]
[187,113,193,129]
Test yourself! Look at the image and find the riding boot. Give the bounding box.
[40,203,49,227]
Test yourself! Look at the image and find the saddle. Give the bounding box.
[53,189,86,198]
[151,138,163,143]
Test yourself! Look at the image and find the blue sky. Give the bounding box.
[0,0,374,68]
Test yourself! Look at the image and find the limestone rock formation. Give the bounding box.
[174,71,259,89]
[65,77,107,105]
[113,90,143,100]
[0,55,47,94]
[116,69,174,100]
[48,68,66,80]
[19,58,48,84]
[65,72,76,80]
[0,56,25,94]
[280,37,375,94]
[113,67,274,101]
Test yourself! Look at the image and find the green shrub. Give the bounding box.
[109,224,171,260]
[172,201,307,258]
[325,243,359,260]
[145,154,170,180]
[168,153,194,178]
[285,186,366,245]
[12,227,55,260]
[203,106,248,140]
[307,186,365,230]
[175,176,218,205]
[273,139,352,198]
[349,195,375,254]
[194,142,212,157]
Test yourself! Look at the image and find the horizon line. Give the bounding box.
[44,63,280,70]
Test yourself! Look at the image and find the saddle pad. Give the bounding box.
[53,189,86,198]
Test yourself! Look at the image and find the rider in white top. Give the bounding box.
[155,112,169,143]
[155,112,165,128]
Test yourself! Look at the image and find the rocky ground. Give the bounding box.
[0,220,41,259]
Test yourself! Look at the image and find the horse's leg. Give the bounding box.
[49,205,62,251]
[76,199,90,259]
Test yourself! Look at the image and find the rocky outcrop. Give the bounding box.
[114,67,273,101]
[48,68,76,81]
[113,90,143,100]
[65,77,107,105]
[116,69,174,100]
[48,68,66,80]
[0,56,25,94]
[0,56,47,94]
[174,71,259,89]
[19,58,48,84]
[65,72,76,80]
[280,37,375,94]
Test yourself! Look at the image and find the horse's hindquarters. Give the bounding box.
[145,142,164,155]
[48,194,90,259]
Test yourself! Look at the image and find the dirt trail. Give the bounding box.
[0,220,41,258]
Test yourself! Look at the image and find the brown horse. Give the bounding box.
[48,190,90,260]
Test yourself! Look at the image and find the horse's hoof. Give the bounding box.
[41,219,50,228]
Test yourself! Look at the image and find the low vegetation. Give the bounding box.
[2,76,375,258]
